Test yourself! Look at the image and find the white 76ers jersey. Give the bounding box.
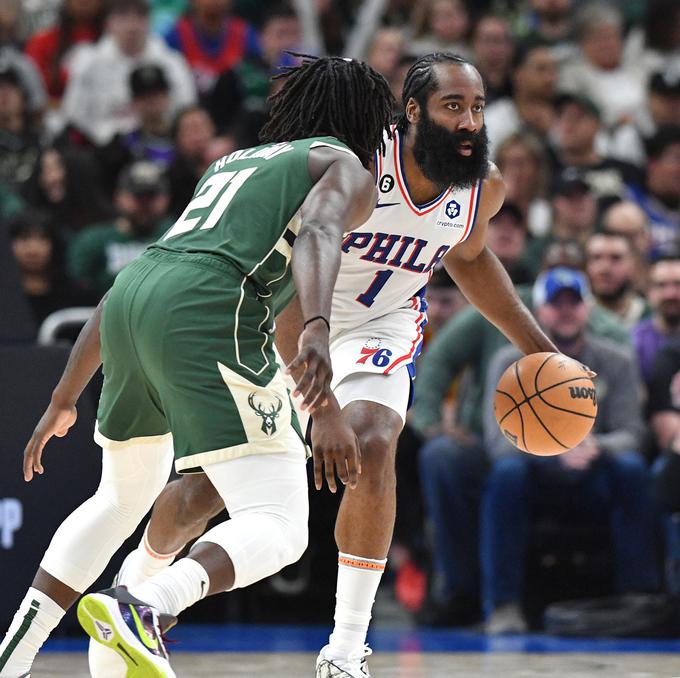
[330,127,482,331]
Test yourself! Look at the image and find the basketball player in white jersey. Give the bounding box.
[91,54,557,677]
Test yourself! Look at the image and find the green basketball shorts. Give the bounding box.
[95,248,304,473]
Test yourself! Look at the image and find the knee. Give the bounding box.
[174,475,224,530]
[356,429,397,492]
[282,516,309,566]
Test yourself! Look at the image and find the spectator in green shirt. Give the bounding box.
[68,160,174,298]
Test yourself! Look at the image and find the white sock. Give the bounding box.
[326,552,387,659]
[128,558,209,617]
[117,524,184,588]
[0,588,65,676]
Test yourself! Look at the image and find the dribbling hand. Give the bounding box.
[23,400,77,481]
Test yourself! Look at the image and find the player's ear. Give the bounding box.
[405,97,420,125]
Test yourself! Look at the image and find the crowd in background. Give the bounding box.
[2,0,680,635]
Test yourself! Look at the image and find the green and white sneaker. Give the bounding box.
[315,644,372,677]
[77,587,176,678]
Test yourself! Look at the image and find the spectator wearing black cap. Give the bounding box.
[61,0,196,146]
[0,63,40,189]
[97,63,176,194]
[609,68,680,167]
[521,168,599,277]
[549,92,644,209]
[67,160,174,297]
[625,126,680,259]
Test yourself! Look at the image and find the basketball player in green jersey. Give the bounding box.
[0,56,395,678]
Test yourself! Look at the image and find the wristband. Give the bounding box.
[304,315,330,332]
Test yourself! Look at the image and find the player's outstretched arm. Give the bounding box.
[23,295,106,481]
[287,147,376,412]
[443,165,557,357]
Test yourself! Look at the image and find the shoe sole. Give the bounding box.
[77,594,175,678]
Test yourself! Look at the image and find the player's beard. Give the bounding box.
[412,109,489,190]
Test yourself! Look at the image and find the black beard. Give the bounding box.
[412,111,489,190]
[595,280,632,304]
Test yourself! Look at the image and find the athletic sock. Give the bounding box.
[326,552,387,660]
[116,524,184,588]
[0,588,65,676]
[128,558,209,618]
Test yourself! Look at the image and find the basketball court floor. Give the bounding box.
[31,625,680,677]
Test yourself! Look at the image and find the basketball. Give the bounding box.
[494,352,597,456]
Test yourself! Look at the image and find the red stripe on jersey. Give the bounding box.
[460,182,478,241]
[384,297,425,374]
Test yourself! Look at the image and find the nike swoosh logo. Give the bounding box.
[375,202,400,209]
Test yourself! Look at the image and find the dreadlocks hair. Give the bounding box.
[395,52,474,134]
[259,54,395,168]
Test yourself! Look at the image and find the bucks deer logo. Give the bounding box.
[248,393,283,435]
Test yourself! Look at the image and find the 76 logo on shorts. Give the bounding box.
[357,338,393,368]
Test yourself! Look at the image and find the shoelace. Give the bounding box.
[346,645,372,663]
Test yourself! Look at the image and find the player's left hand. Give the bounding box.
[286,320,332,413]
[23,400,78,481]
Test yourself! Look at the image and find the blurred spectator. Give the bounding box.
[633,256,680,387]
[550,93,644,208]
[423,266,465,346]
[559,2,647,127]
[486,202,533,285]
[521,169,598,277]
[68,160,174,296]
[481,268,659,633]
[24,0,105,102]
[585,230,650,330]
[626,126,680,259]
[22,147,115,235]
[17,0,62,41]
[624,0,680,81]
[608,68,680,167]
[602,200,652,269]
[207,4,301,137]
[366,27,405,93]
[8,210,95,326]
[470,14,514,104]
[495,131,551,238]
[484,43,557,157]
[98,64,176,192]
[0,2,47,118]
[164,0,259,96]
[408,0,470,58]
[166,104,216,215]
[413,254,629,627]
[520,0,576,60]
[61,0,196,146]
[0,63,41,189]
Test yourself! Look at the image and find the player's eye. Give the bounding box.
[446,103,459,111]
[473,105,484,113]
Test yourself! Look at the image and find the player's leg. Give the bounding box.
[79,430,308,675]
[316,369,409,677]
[0,437,173,677]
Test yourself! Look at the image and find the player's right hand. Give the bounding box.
[286,320,333,413]
[23,400,77,482]
[311,405,362,493]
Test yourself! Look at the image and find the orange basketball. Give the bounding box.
[493,352,597,456]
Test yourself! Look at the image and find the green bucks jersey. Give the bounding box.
[151,136,356,310]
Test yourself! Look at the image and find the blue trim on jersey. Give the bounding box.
[396,129,449,209]
[465,178,484,241]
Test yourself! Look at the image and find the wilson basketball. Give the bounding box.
[494,352,597,456]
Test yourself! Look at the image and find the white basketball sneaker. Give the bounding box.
[315,644,372,677]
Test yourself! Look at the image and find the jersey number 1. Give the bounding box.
[356,269,393,307]
[163,167,257,240]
